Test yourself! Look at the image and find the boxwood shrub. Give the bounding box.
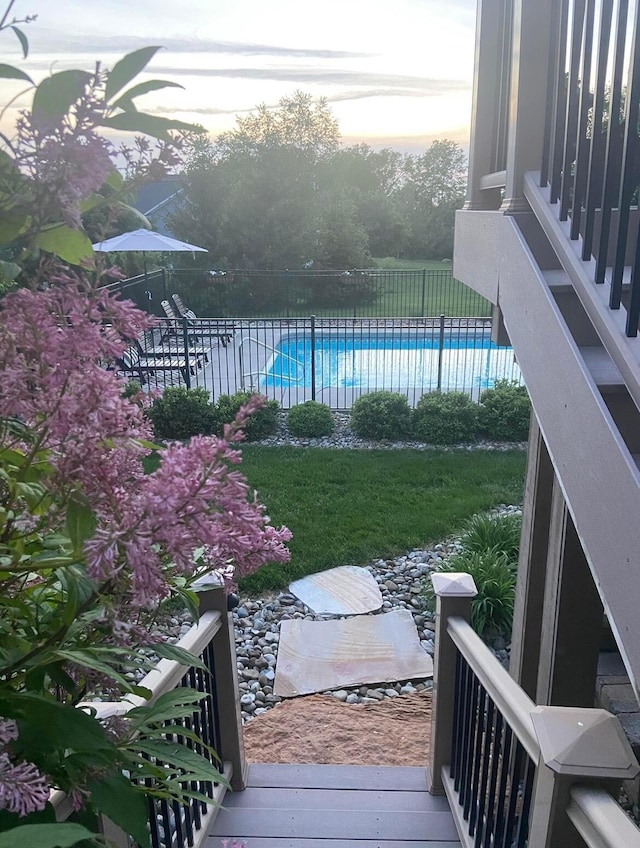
[349,391,413,440]
[287,401,335,438]
[412,391,479,444]
[216,391,279,441]
[147,386,218,441]
[478,379,530,442]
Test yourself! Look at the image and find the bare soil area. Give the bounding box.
[243,691,432,766]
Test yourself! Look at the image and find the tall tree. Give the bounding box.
[215,90,340,163]
[400,139,467,258]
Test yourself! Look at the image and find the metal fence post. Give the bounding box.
[310,314,316,401]
[421,268,427,317]
[437,313,446,391]
[428,572,477,795]
[197,581,248,791]
[181,315,192,389]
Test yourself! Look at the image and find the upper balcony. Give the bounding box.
[462,0,640,339]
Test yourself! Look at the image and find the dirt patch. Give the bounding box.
[243,691,432,766]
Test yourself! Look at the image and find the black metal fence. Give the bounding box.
[103,267,491,320]
[116,315,521,408]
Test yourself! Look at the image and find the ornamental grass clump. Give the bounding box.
[287,401,335,438]
[349,391,413,440]
[424,512,521,639]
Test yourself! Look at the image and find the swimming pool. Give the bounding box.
[261,329,521,393]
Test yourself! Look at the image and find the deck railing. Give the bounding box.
[467,0,640,336]
[50,583,245,848]
[429,572,640,847]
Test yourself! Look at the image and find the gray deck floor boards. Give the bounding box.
[208,764,461,846]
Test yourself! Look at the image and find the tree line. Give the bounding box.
[168,91,467,270]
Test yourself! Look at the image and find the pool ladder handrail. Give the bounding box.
[237,333,302,391]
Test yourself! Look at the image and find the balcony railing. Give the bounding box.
[429,572,640,847]
[467,0,640,337]
[50,583,245,848]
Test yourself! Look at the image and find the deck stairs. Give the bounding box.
[207,763,461,847]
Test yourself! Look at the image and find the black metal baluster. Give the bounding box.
[570,0,596,240]
[610,0,640,310]
[501,741,526,847]
[492,719,514,848]
[550,0,571,202]
[468,687,489,836]
[459,662,476,813]
[582,0,614,260]
[541,0,565,186]
[475,702,505,848]
[595,0,628,282]
[451,651,464,782]
[561,0,587,221]
[463,673,482,821]
[472,697,495,847]
[514,756,537,847]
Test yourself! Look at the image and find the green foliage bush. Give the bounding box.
[460,512,522,561]
[423,511,521,639]
[349,391,413,440]
[216,391,280,441]
[478,379,531,441]
[412,391,479,444]
[147,386,218,440]
[287,401,335,438]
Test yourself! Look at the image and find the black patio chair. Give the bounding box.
[170,294,236,347]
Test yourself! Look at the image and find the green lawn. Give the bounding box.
[371,257,453,271]
[237,446,526,595]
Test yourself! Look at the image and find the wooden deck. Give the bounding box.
[207,763,461,847]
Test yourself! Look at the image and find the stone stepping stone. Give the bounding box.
[289,565,382,615]
[273,608,433,698]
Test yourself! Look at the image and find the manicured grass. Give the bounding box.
[372,257,453,271]
[237,446,526,595]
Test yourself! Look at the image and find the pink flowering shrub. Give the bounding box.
[0,10,291,847]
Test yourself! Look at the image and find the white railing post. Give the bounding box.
[196,581,248,791]
[528,706,640,848]
[427,572,477,795]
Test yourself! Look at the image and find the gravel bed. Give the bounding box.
[251,411,527,452]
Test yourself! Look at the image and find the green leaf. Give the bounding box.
[105,47,162,101]
[133,738,224,777]
[152,642,208,672]
[53,650,133,691]
[111,79,183,111]
[0,693,112,756]
[0,63,33,83]
[0,212,31,244]
[11,26,29,59]
[0,823,96,848]
[34,225,93,264]
[32,70,92,121]
[65,491,96,551]
[126,687,207,724]
[104,170,124,191]
[0,260,20,281]
[101,112,201,141]
[87,773,150,848]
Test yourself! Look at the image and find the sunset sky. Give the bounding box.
[3,0,477,153]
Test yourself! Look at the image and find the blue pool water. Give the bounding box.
[261,331,521,391]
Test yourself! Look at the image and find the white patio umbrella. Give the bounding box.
[92,228,208,277]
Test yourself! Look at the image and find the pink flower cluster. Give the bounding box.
[0,282,291,608]
[0,721,49,818]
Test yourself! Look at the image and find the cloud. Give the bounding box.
[32,30,370,60]
[150,65,469,93]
